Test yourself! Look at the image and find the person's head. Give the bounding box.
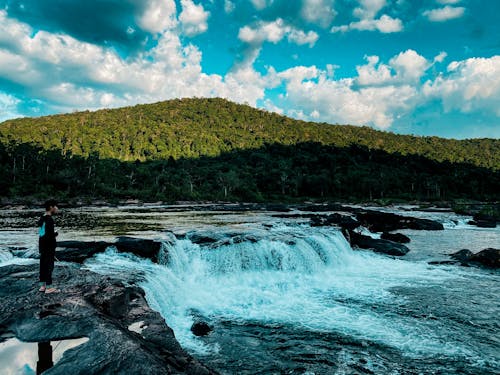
[44,199,58,214]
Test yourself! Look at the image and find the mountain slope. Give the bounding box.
[1,98,499,170]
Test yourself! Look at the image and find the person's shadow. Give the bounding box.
[36,342,53,374]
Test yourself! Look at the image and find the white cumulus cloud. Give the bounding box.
[0,10,276,114]
[136,0,177,34]
[331,0,403,33]
[423,55,500,116]
[0,92,21,122]
[179,0,210,37]
[423,6,465,22]
[238,18,318,47]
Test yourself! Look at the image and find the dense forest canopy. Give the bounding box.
[0,98,498,203]
[1,98,499,170]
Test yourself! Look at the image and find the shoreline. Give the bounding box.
[1,197,493,211]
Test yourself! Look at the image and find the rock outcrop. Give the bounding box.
[348,231,410,256]
[355,210,444,232]
[448,248,500,269]
[468,213,497,228]
[380,232,411,244]
[55,237,163,263]
[0,263,216,374]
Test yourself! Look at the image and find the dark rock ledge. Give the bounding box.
[55,236,164,263]
[0,263,216,374]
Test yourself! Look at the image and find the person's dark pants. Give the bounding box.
[39,250,55,285]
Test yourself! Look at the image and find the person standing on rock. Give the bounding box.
[38,199,59,294]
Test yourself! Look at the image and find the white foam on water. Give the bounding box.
[86,225,480,358]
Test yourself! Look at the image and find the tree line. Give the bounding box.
[1,141,498,203]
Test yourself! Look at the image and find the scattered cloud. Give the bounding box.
[277,50,431,129]
[331,0,403,33]
[137,0,177,34]
[0,92,21,122]
[0,10,274,113]
[423,56,500,116]
[179,0,210,37]
[238,18,318,47]
[250,0,273,10]
[224,0,236,14]
[433,51,448,63]
[437,0,462,4]
[300,0,337,28]
[423,6,466,22]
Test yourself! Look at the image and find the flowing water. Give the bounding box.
[1,206,499,374]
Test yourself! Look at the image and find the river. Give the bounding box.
[0,205,498,374]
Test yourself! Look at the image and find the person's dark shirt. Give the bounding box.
[38,214,56,252]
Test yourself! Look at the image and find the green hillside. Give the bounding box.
[0,98,498,203]
[1,97,498,169]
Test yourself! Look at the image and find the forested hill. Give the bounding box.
[0,98,498,170]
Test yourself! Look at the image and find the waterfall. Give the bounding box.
[86,224,470,357]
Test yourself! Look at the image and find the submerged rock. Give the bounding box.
[348,231,410,256]
[0,263,215,374]
[380,232,410,244]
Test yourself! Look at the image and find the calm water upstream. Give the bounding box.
[1,205,499,374]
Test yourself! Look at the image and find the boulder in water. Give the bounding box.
[356,210,443,232]
[469,248,500,269]
[470,220,497,228]
[472,213,497,228]
[186,231,226,245]
[191,321,212,336]
[380,232,410,243]
[349,231,410,256]
[115,237,162,262]
[448,248,499,269]
[310,213,360,230]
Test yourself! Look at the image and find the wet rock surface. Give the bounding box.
[444,248,500,269]
[355,210,444,232]
[468,213,497,228]
[380,232,411,244]
[0,263,216,374]
[56,237,163,263]
[191,321,212,337]
[348,232,410,256]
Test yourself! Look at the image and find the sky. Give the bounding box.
[0,0,499,139]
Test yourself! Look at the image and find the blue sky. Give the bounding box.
[0,0,499,138]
